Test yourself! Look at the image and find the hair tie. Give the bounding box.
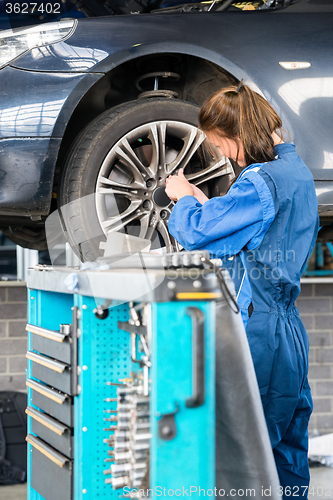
[236,83,243,94]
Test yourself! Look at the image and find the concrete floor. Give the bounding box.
[1,466,333,499]
[309,466,333,499]
[0,482,26,500]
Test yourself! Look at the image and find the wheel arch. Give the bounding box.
[52,45,248,198]
[92,41,247,82]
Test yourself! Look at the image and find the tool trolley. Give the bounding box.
[25,251,225,500]
[25,251,279,500]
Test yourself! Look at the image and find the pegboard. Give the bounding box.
[74,295,135,500]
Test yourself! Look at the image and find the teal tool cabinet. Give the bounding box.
[25,254,222,500]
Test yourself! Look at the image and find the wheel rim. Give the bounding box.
[95,120,232,252]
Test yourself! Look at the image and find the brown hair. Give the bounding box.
[198,81,283,167]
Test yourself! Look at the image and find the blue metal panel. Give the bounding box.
[27,288,74,500]
[73,296,134,500]
[27,288,38,500]
[150,301,215,494]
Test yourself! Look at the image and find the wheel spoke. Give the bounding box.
[97,185,142,202]
[138,213,150,240]
[186,158,235,186]
[120,138,154,178]
[166,129,205,175]
[99,176,144,193]
[147,122,166,174]
[96,177,131,190]
[158,219,174,253]
[102,145,146,189]
[102,199,142,231]
[157,122,166,171]
[103,209,142,234]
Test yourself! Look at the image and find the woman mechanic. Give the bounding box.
[165,83,319,497]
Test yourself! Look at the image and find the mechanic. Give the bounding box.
[165,82,319,498]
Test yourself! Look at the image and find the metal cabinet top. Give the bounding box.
[27,256,232,304]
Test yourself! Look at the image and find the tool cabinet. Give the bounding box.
[26,254,219,499]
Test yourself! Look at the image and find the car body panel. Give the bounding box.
[316,182,333,218]
[0,66,102,138]
[1,10,333,219]
[0,137,61,215]
[0,67,102,216]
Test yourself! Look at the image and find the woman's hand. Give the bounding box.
[165,168,209,205]
[165,168,209,204]
[165,168,194,201]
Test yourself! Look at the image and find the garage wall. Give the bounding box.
[0,282,27,391]
[296,282,333,435]
[0,281,332,434]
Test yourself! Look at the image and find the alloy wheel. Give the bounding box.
[95,120,232,252]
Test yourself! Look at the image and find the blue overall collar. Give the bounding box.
[239,142,296,177]
[273,142,296,156]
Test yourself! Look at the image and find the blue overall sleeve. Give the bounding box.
[168,171,275,258]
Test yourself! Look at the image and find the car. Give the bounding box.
[0,0,332,261]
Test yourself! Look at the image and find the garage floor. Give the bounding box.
[1,466,333,500]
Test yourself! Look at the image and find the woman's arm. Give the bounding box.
[190,184,209,205]
[167,172,275,257]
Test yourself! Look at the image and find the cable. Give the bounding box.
[200,256,240,314]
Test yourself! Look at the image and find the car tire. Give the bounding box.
[59,98,204,261]
[59,97,232,262]
[1,226,48,251]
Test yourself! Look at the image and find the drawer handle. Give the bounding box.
[185,307,205,408]
[26,351,69,374]
[26,379,69,405]
[26,324,67,343]
[26,434,70,468]
[26,407,68,436]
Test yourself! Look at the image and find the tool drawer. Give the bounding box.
[27,351,72,395]
[26,378,73,427]
[27,323,72,365]
[27,434,72,500]
[26,406,74,459]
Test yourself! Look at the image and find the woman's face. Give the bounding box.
[205,131,246,167]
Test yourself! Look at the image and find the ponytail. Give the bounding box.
[198,81,283,166]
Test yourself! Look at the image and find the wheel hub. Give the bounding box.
[153,187,171,207]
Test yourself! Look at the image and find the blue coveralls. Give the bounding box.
[168,143,319,496]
